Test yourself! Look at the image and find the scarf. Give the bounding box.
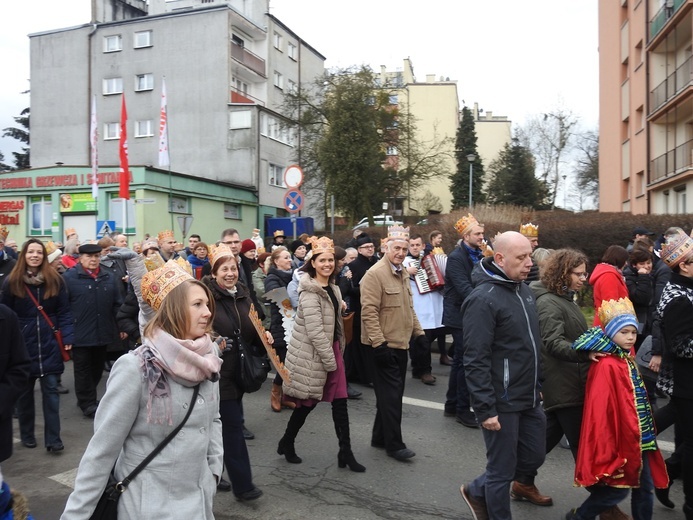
[463,243,484,265]
[573,327,657,451]
[23,270,45,286]
[134,328,222,425]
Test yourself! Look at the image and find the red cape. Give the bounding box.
[574,356,668,488]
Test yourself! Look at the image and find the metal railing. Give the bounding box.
[650,54,693,112]
[649,0,686,40]
[650,137,693,182]
[230,41,266,78]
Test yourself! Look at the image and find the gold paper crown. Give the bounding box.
[208,243,235,268]
[598,298,636,329]
[0,226,8,242]
[520,223,539,238]
[387,225,410,242]
[45,240,58,255]
[454,213,479,236]
[480,239,494,258]
[661,229,693,267]
[64,228,77,238]
[273,230,286,238]
[157,229,175,242]
[143,252,165,272]
[141,259,194,310]
[308,236,334,256]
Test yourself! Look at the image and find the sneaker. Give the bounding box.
[460,485,488,520]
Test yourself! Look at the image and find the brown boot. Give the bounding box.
[270,383,282,413]
[510,481,553,506]
[599,505,632,520]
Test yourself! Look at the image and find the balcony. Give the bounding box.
[650,0,686,40]
[649,55,693,113]
[650,137,693,182]
[230,41,266,78]
[230,86,264,106]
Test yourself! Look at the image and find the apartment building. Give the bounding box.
[22,0,324,241]
[600,0,691,214]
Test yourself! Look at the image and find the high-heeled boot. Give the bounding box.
[277,405,313,464]
[270,383,282,413]
[332,398,365,472]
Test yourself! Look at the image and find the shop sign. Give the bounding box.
[0,199,23,225]
[59,193,97,213]
[0,171,130,191]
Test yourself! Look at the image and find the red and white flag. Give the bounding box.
[119,95,130,200]
[158,78,170,167]
[90,95,99,199]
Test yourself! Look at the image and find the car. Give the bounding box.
[352,215,403,230]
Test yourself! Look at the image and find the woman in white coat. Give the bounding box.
[277,236,365,472]
[61,259,223,519]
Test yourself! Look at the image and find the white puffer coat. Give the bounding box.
[283,274,345,400]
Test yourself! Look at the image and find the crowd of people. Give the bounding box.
[0,219,692,520]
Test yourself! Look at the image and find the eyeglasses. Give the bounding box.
[571,271,588,280]
[358,244,374,249]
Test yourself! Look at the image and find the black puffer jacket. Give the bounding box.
[116,284,141,348]
[204,276,263,400]
[462,257,543,421]
[264,266,293,350]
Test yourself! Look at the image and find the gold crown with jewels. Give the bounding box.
[208,243,235,268]
[141,259,194,310]
[157,229,175,242]
[519,223,539,238]
[454,213,479,236]
[386,225,410,242]
[598,298,636,329]
[308,236,334,256]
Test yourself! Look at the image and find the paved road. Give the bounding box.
[3,358,684,519]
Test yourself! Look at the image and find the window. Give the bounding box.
[169,196,189,214]
[230,111,252,129]
[232,77,248,95]
[104,123,120,140]
[135,120,153,137]
[389,95,398,105]
[386,146,398,156]
[273,32,283,50]
[287,80,297,93]
[29,196,52,236]
[224,203,241,219]
[109,195,136,234]
[104,35,122,52]
[103,77,123,95]
[288,42,297,60]
[269,163,285,187]
[273,71,283,89]
[260,113,292,145]
[135,73,154,92]
[134,30,152,48]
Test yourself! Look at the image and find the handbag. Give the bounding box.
[24,284,70,362]
[89,384,201,520]
[234,332,270,393]
[342,312,355,345]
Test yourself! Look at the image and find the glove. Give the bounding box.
[415,335,430,350]
[106,247,138,260]
[373,342,391,365]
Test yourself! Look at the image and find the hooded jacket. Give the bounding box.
[530,281,589,412]
[462,257,543,421]
[589,263,628,327]
[264,266,293,350]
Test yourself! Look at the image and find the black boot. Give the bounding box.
[332,398,365,472]
[277,405,313,464]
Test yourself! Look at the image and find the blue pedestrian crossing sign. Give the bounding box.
[96,220,116,238]
[283,189,304,213]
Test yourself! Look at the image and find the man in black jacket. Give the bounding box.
[0,227,16,283]
[459,232,546,520]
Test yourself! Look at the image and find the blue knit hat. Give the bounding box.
[599,298,639,339]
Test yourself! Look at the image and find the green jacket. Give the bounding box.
[530,281,590,412]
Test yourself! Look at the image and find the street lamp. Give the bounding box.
[466,153,476,207]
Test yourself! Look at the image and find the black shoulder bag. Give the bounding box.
[89,384,201,520]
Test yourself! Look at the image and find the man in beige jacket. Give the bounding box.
[360,225,427,461]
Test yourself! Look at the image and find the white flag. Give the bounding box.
[90,95,99,199]
[158,78,170,167]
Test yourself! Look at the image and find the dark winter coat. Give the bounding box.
[462,257,543,422]
[443,244,477,329]
[623,265,654,336]
[264,266,293,350]
[0,253,16,284]
[116,284,141,348]
[203,276,263,401]
[63,265,122,347]
[342,253,377,314]
[1,279,75,378]
[530,281,590,412]
[0,304,30,462]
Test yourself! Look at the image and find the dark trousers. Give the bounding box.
[371,347,408,453]
[17,374,61,447]
[673,396,693,509]
[344,312,373,385]
[654,399,683,475]
[219,399,253,495]
[426,328,447,357]
[467,405,547,520]
[409,333,431,378]
[444,328,471,415]
[72,346,107,412]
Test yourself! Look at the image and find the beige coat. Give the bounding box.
[283,275,345,400]
[360,255,424,349]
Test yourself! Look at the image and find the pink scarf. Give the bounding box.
[134,329,222,425]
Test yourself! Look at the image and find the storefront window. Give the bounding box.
[109,194,136,234]
[29,196,52,236]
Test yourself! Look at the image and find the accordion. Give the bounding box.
[415,254,447,294]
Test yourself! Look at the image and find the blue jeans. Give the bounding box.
[444,328,470,415]
[17,373,62,447]
[467,405,546,520]
[574,453,654,520]
[219,399,254,495]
